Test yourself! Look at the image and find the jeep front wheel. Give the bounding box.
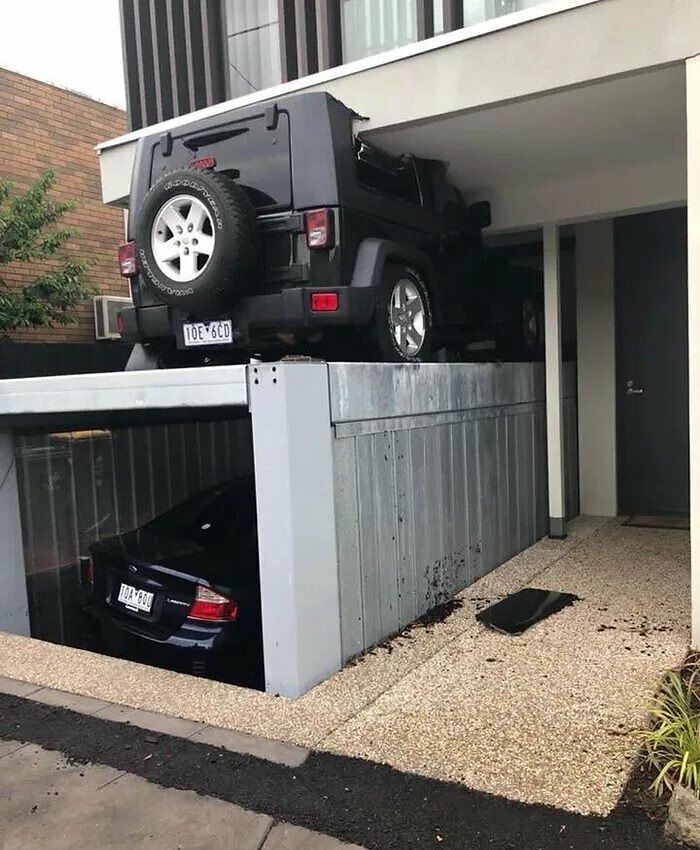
[366,264,434,362]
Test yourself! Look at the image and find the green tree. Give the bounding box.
[0,170,95,333]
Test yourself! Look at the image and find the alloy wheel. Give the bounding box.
[389,278,427,356]
[151,194,215,282]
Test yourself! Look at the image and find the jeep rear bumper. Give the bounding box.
[119,286,377,346]
[239,286,376,330]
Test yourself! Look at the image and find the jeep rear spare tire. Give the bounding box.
[136,167,258,315]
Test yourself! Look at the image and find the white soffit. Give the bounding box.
[369,65,686,188]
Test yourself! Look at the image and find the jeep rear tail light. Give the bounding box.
[188,585,239,622]
[118,241,139,277]
[189,155,217,169]
[305,208,333,249]
[310,292,339,312]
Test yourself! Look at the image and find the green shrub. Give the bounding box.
[0,170,94,332]
[639,669,700,797]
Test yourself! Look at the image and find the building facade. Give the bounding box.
[119,0,556,129]
[102,0,700,645]
[0,68,129,372]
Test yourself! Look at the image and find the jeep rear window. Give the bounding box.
[151,111,291,211]
[355,139,421,205]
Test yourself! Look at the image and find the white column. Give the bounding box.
[576,220,617,517]
[0,430,30,636]
[687,57,700,648]
[249,363,342,697]
[544,224,566,538]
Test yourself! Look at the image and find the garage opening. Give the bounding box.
[12,410,263,688]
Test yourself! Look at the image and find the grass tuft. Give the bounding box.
[639,669,700,797]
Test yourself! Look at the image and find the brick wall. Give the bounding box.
[0,68,128,343]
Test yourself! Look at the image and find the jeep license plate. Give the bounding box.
[182,320,233,347]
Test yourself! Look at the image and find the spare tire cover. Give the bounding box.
[136,167,258,315]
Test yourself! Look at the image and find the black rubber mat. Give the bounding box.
[476,587,580,635]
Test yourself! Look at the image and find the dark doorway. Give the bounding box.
[615,207,689,516]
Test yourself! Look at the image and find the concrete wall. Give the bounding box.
[576,220,617,516]
[330,362,578,661]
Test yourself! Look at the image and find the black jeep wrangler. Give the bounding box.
[117,91,542,365]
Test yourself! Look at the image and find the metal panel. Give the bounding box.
[294,0,319,77]
[0,430,30,636]
[333,435,364,657]
[355,435,382,647]
[329,362,544,424]
[119,0,143,129]
[394,428,417,625]
[417,0,435,40]
[315,0,342,71]
[278,0,299,81]
[0,364,249,420]
[249,363,342,698]
[332,361,579,662]
[564,394,580,519]
[442,0,464,31]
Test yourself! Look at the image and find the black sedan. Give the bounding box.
[85,476,263,687]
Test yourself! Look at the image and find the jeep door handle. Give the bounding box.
[626,380,644,396]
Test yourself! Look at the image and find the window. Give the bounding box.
[356,140,421,204]
[434,0,553,34]
[151,111,292,211]
[224,0,282,98]
[342,0,418,63]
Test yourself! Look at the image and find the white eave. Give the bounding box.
[97,0,600,155]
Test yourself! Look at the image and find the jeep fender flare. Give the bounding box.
[349,238,442,325]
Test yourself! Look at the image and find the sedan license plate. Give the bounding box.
[182,320,233,347]
[117,583,154,614]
